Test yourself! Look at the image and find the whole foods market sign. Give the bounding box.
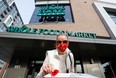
[7,26,96,39]
[37,5,65,16]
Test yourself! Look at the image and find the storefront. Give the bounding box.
[0,28,116,78]
[0,0,116,78]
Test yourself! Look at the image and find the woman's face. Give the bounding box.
[56,35,69,53]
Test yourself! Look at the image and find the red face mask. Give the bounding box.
[56,41,69,52]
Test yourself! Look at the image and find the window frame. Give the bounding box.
[93,2,116,38]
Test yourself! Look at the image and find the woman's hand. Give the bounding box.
[42,64,54,76]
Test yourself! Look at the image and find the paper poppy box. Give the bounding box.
[44,73,99,78]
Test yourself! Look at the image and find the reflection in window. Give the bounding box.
[108,12,116,24]
[104,8,116,24]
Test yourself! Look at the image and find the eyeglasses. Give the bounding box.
[56,40,68,44]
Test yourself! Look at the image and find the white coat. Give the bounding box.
[36,48,74,78]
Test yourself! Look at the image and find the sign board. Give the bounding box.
[7,25,96,39]
[37,5,65,16]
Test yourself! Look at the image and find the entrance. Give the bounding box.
[1,37,116,78]
[101,59,116,78]
[26,59,43,78]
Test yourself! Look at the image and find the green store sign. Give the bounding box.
[37,5,65,16]
[7,26,96,39]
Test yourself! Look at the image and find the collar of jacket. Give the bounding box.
[55,48,71,57]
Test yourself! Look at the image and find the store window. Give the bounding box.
[29,3,73,24]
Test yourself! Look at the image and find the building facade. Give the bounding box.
[0,0,23,77]
[0,0,23,32]
[0,0,116,78]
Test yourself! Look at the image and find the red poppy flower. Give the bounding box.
[51,69,59,76]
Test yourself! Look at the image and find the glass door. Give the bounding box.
[26,60,43,78]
